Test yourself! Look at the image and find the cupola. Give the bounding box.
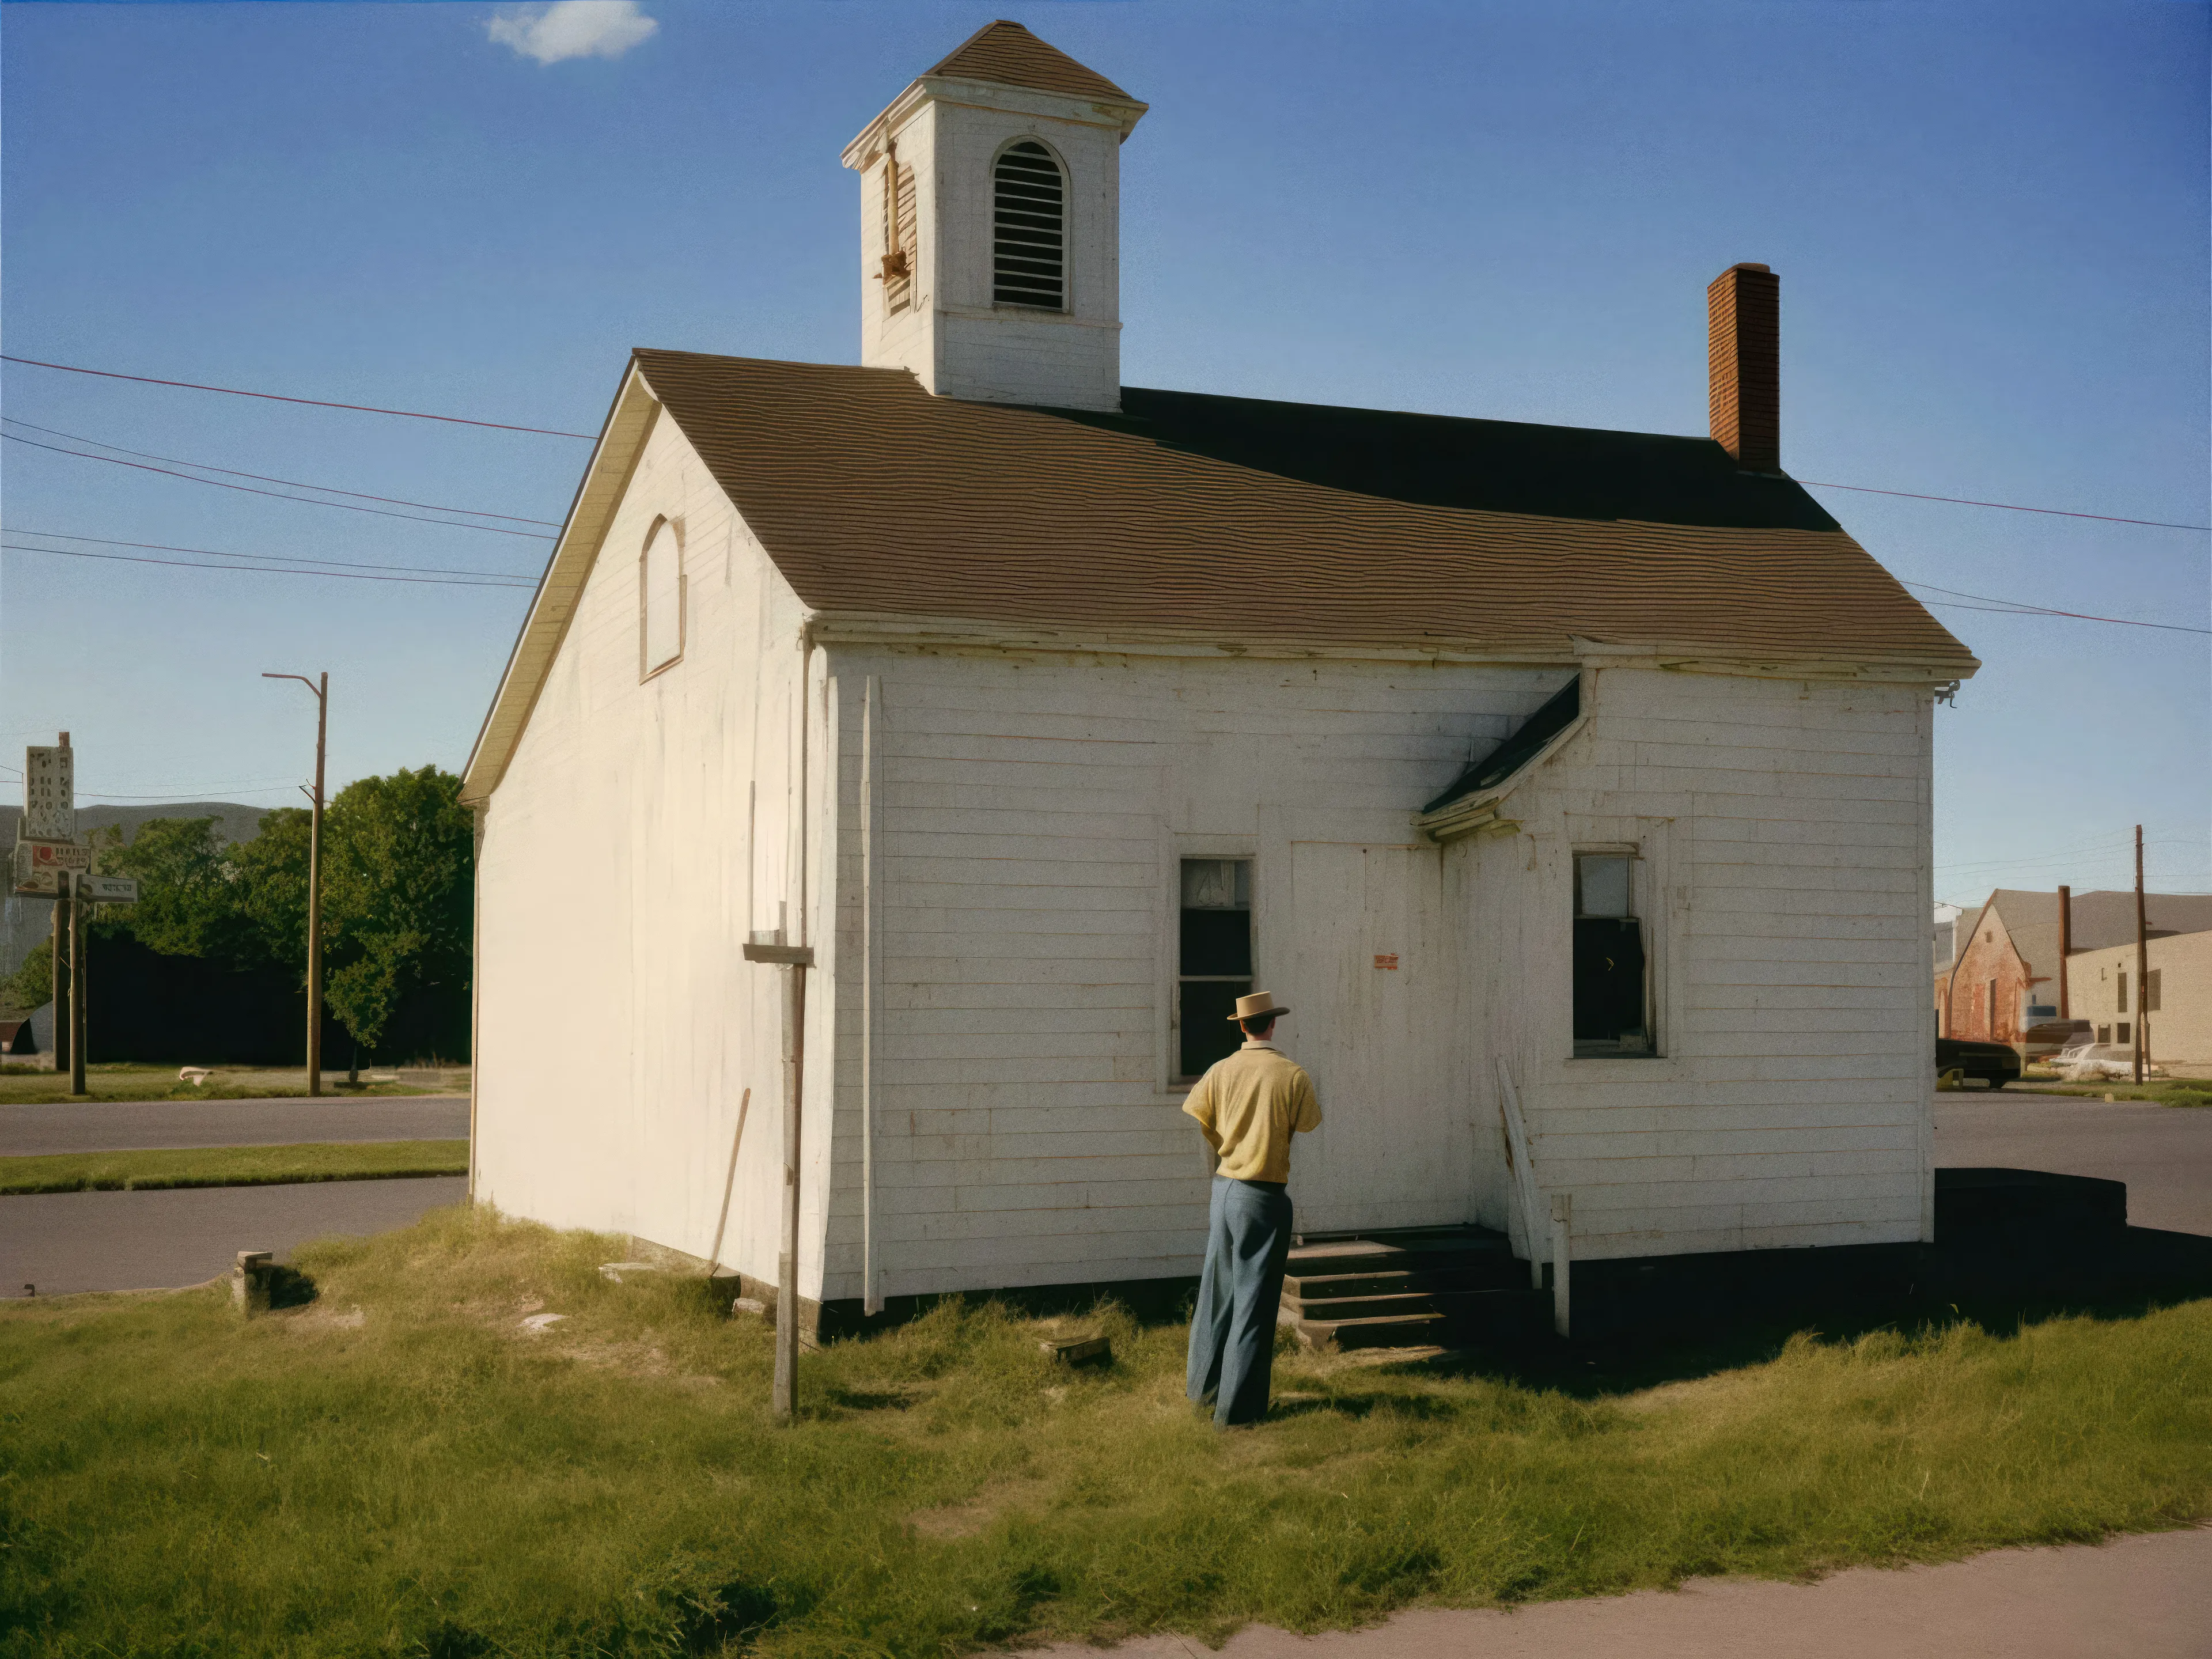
[840,21,1147,412]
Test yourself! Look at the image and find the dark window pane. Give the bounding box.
[1181,908,1251,976]
[1180,980,1250,1077]
[1573,916,1646,1043]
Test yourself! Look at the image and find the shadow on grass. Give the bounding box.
[1376,1228,2212,1402]
[266,1263,319,1311]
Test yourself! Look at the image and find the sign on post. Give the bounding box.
[9,858,58,899]
[22,747,75,842]
[11,840,93,896]
[75,873,139,904]
[22,840,92,874]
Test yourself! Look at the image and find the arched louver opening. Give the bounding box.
[993,141,1065,309]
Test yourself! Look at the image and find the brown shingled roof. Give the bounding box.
[925,19,1133,103]
[630,348,1976,670]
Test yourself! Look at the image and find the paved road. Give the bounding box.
[1015,1526,2212,1659]
[1934,1093,2212,1236]
[0,1177,466,1297]
[0,1096,469,1156]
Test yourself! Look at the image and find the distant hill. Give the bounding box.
[2,801,271,991]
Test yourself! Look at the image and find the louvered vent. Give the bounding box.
[993,141,1065,309]
[882,161,916,313]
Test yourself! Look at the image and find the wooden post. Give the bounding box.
[306,673,327,1098]
[263,672,328,1097]
[1549,1191,1573,1339]
[66,873,85,1094]
[48,892,69,1077]
[2134,826,2148,1084]
[744,937,815,1422]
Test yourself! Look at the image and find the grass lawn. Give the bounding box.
[0,1139,468,1195]
[2012,1078,2212,1108]
[0,1062,463,1105]
[3,1207,2207,1658]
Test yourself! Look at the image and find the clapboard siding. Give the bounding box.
[1469,664,1934,1264]
[816,646,1572,1297]
[474,408,839,1298]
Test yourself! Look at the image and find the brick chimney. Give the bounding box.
[1707,262,1781,472]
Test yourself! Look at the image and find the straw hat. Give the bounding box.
[1228,991,1290,1022]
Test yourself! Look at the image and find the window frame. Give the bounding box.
[990,136,1069,313]
[1569,844,1657,1060]
[638,514,686,682]
[1173,854,1255,1085]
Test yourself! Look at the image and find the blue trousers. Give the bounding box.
[1186,1175,1293,1428]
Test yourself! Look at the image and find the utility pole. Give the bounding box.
[2134,825,2149,1085]
[67,870,86,1094]
[743,930,814,1422]
[263,672,328,1096]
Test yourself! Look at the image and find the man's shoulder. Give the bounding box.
[1243,1048,1312,1085]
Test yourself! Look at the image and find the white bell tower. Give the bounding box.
[841,21,1147,412]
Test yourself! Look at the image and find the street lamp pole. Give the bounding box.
[264,672,328,1097]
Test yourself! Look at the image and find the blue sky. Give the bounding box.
[2,0,2205,905]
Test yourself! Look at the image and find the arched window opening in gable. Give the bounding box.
[640,516,685,679]
[993,139,1065,310]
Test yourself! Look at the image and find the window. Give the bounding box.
[2146,969,2162,1013]
[1177,858,1251,1080]
[639,517,684,678]
[993,140,1065,309]
[2117,971,2129,1013]
[881,148,915,313]
[2117,1021,2133,1045]
[2097,1024,2111,1045]
[1573,853,1650,1057]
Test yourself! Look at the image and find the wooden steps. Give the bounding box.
[1282,1225,1540,1351]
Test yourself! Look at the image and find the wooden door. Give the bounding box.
[1274,841,1465,1234]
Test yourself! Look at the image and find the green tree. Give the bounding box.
[2,938,51,1011]
[230,806,314,976]
[94,817,260,961]
[319,767,474,1056]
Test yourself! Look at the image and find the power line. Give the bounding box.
[1903,579,2212,636]
[1,353,598,440]
[1,431,557,540]
[6,353,2206,535]
[1802,480,2209,533]
[0,418,562,525]
[3,542,537,590]
[7,528,539,581]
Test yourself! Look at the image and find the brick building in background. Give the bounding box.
[1940,887,2212,1044]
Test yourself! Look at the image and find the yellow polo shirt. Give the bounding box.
[1183,1041,1322,1183]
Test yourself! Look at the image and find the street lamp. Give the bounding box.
[263,672,327,1097]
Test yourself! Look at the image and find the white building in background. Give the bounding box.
[462,21,1979,1336]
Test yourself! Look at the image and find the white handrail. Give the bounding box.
[1493,1057,1546,1291]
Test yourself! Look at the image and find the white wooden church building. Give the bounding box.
[463,21,1979,1332]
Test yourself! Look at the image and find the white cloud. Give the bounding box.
[487,1,658,66]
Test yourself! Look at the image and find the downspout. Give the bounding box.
[862,673,882,1314]
[468,805,484,1202]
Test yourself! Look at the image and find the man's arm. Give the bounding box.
[1183,1071,1224,1153]
[1291,1067,1321,1132]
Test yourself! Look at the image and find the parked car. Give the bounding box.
[2024,1017,2093,1061]
[1936,1036,2022,1090]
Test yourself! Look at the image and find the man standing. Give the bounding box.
[1183,990,1323,1428]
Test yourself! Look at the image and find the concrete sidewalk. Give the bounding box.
[0,1096,469,1156]
[1017,1527,2212,1659]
